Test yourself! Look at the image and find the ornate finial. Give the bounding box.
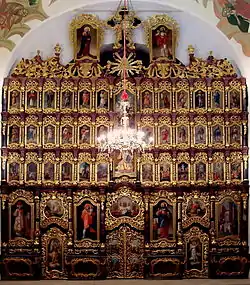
[188,44,195,54]
[54,43,61,55]
[209,50,213,56]
[37,50,41,56]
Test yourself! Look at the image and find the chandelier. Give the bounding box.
[98,100,148,153]
[97,0,149,153]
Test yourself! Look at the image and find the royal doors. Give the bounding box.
[105,186,145,278]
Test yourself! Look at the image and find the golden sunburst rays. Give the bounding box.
[107,52,142,78]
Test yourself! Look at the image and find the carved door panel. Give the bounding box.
[107,225,144,278]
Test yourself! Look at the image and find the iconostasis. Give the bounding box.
[0,11,249,280]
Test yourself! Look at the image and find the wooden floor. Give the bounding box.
[1,280,250,285]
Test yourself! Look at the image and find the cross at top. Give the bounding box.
[107,6,141,50]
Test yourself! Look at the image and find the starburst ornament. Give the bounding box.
[107,52,142,78]
[97,0,151,154]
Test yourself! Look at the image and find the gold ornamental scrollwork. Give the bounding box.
[106,186,144,230]
[4,258,33,277]
[145,50,237,79]
[11,45,102,79]
[216,256,248,277]
[150,258,180,278]
[71,258,101,278]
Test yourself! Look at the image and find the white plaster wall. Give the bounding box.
[3,1,247,77]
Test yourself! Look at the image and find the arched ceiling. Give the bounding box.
[1,0,250,84]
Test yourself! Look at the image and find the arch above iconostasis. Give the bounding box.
[0,6,249,280]
[1,0,249,82]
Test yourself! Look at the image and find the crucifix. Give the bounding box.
[107,6,141,50]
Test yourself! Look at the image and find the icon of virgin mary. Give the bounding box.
[77,26,93,58]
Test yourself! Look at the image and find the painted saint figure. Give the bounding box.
[44,90,55,109]
[9,163,20,181]
[44,163,54,181]
[79,126,90,144]
[142,164,153,181]
[213,126,223,143]
[177,91,188,109]
[160,90,171,109]
[154,201,173,239]
[97,90,108,109]
[97,163,108,181]
[116,150,134,172]
[195,90,205,108]
[62,126,73,144]
[213,90,222,108]
[81,203,97,239]
[79,162,90,181]
[10,90,20,108]
[44,200,64,218]
[142,91,152,108]
[188,238,201,269]
[160,163,171,182]
[178,126,188,144]
[27,125,37,143]
[48,238,62,271]
[77,26,92,58]
[231,163,241,180]
[27,163,37,181]
[186,200,205,217]
[195,126,206,144]
[218,200,238,237]
[230,90,240,109]
[178,162,188,181]
[62,163,72,181]
[79,90,90,109]
[45,126,55,144]
[62,90,72,109]
[213,162,224,181]
[160,127,170,144]
[154,26,172,58]
[9,125,20,144]
[27,90,37,108]
[13,201,31,239]
[196,162,206,181]
[230,125,241,144]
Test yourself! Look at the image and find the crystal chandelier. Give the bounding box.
[98,100,147,153]
[97,0,149,153]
